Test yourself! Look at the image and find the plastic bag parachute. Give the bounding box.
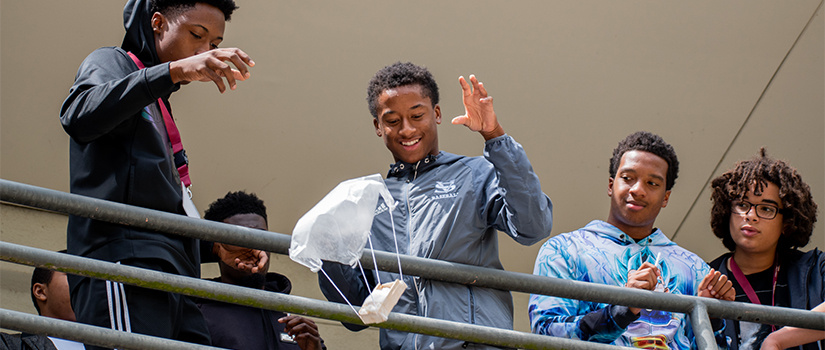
[289,174,406,324]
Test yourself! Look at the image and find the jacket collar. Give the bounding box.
[387,152,441,180]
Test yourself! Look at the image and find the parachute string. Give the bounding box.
[357,260,373,294]
[388,206,403,281]
[366,234,382,285]
[320,267,359,315]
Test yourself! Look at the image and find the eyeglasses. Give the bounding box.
[731,200,784,220]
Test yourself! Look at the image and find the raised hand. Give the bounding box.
[451,75,504,140]
[279,315,323,350]
[697,268,734,301]
[169,48,254,93]
[213,242,269,274]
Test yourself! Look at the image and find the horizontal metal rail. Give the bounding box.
[0,309,226,350]
[2,178,822,331]
[0,243,632,350]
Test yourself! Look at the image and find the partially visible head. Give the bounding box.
[150,0,238,63]
[205,191,269,287]
[151,0,237,21]
[609,131,679,191]
[368,62,442,164]
[204,191,268,226]
[31,251,76,321]
[367,62,440,120]
[710,148,818,252]
[606,132,678,239]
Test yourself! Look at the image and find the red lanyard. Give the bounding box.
[728,256,779,331]
[126,52,191,187]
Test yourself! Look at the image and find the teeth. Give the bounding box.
[402,139,420,146]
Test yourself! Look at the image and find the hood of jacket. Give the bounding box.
[122,0,160,66]
[584,220,676,248]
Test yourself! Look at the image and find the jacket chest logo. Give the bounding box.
[431,181,458,200]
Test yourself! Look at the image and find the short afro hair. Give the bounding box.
[710,148,818,252]
[609,131,679,190]
[151,0,238,21]
[367,62,440,119]
[204,191,268,224]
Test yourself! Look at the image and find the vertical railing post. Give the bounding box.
[690,302,716,349]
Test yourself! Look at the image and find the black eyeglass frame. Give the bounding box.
[731,200,787,220]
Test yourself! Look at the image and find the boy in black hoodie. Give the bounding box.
[59,0,262,347]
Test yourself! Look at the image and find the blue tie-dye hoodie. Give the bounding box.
[529,220,727,349]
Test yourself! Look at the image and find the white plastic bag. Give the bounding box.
[289,174,393,272]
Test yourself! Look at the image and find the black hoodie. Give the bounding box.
[59,0,201,277]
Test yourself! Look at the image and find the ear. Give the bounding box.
[662,190,671,208]
[434,105,442,124]
[32,283,47,303]
[607,177,614,197]
[151,12,165,34]
[373,118,382,137]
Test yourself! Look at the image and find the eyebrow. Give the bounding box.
[380,104,426,119]
[761,198,781,206]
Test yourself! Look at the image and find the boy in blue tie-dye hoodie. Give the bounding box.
[529,131,734,349]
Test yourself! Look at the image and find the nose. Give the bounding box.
[194,43,212,56]
[743,205,759,221]
[399,118,415,137]
[628,181,645,197]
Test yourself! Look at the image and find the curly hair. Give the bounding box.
[710,148,818,252]
[151,0,238,21]
[609,131,680,190]
[204,191,268,224]
[367,62,440,119]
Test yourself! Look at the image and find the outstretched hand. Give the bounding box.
[279,315,323,350]
[451,75,504,140]
[169,48,255,93]
[697,268,735,301]
[213,242,268,274]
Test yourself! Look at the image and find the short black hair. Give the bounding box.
[367,62,440,119]
[710,148,818,252]
[30,250,67,315]
[204,191,268,224]
[609,131,679,191]
[151,0,238,21]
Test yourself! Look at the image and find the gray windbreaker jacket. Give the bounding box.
[320,134,553,349]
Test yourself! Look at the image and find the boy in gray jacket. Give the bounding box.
[319,62,554,349]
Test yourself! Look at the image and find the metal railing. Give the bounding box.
[1,179,824,349]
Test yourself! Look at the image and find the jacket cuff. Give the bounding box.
[144,62,181,99]
[609,305,641,329]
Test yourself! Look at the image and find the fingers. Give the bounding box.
[626,262,660,291]
[459,76,472,96]
[451,115,468,126]
[279,315,319,336]
[173,48,254,93]
[702,269,734,300]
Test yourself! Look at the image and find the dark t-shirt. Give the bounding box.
[726,260,790,350]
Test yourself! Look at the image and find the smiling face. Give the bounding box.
[373,84,442,164]
[607,150,671,240]
[729,182,784,258]
[153,3,226,63]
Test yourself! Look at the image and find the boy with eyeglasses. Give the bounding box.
[708,148,823,350]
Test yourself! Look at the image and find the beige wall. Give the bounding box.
[1,0,822,348]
